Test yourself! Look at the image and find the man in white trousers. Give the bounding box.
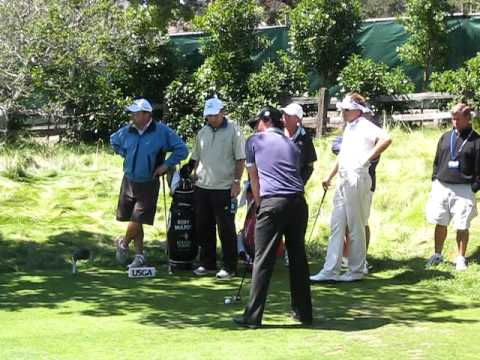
[310,93,392,282]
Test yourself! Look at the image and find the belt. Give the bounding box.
[261,192,304,200]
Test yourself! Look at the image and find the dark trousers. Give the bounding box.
[243,195,312,325]
[194,186,237,273]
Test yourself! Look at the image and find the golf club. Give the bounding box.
[72,248,90,274]
[307,188,328,243]
[225,260,251,305]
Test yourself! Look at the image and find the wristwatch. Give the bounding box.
[233,179,240,183]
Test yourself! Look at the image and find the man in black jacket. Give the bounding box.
[426,103,480,271]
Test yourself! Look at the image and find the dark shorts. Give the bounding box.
[116,176,160,225]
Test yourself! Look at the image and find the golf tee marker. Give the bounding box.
[128,267,156,278]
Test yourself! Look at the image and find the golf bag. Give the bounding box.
[167,161,198,271]
[237,182,284,267]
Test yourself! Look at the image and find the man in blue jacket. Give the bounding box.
[110,98,188,268]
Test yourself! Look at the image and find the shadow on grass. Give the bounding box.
[1,231,479,331]
[0,230,168,272]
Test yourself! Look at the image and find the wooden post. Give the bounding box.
[316,87,328,138]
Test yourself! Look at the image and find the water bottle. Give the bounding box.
[230,198,238,214]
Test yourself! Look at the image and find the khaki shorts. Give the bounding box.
[116,176,160,225]
[426,180,477,230]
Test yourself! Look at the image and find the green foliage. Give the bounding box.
[165,1,309,138]
[430,52,480,108]
[163,75,205,140]
[0,0,178,141]
[289,0,362,87]
[337,55,415,111]
[398,0,452,89]
[247,50,308,103]
[193,0,265,103]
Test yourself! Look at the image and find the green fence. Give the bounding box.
[170,15,480,91]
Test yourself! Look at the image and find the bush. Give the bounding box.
[337,55,415,111]
[0,0,178,141]
[430,53,480,108]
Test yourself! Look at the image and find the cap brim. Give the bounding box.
[126,105,141,113]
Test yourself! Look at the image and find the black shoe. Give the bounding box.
[290,310,313,326]
[233,316,260,329]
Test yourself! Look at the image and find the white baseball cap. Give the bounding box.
[126,98,153,113]
[203,97,224,117]
[336,95,372,114]
[281,103,304,120]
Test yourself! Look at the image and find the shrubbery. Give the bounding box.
[164,0,308,138]
[337,55,415,111]
[430,53,480,108]
[0,0,178,141]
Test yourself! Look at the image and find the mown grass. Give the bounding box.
[1,127,480,359]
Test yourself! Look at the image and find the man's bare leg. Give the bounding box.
[456,229,469,257]
[434,224,447,254]
[125,221,144,255]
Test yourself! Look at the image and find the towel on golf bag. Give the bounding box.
[237,182,284,265]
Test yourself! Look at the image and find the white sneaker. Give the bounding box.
[216,269,235,279]
[455,256,468,271]
[193,266,217,276]
[310,271,340,282]
[128,254,146,268]
[426,253,444,268]
[338,271,364,282]
[363,260,369,275]
[115,236,129,264]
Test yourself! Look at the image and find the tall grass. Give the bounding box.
[1,127,480,274]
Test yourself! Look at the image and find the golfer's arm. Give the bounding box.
[366,136,392,163]
[246,165,261,206]
[327,161,339,181]
[234,159,245,180]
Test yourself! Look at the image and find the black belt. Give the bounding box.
[261,192,304,200]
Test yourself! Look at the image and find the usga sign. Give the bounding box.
[128,267,156,278]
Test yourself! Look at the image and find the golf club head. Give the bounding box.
[73,248,90,261]
[233,295,241,302]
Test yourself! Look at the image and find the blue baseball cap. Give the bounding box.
[203,97,224,117]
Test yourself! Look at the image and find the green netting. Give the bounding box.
[170,16,480,91]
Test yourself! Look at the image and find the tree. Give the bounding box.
[360,0,405,18]
[0,0,178,140]
[289,0,362,88]
[397,0,452,90]
[193,0,265,104]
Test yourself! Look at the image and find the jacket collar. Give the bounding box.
[128,120,156,134]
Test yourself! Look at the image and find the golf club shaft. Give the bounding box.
[235,262,250,298]
[307,188,327,243]
[162,175,168,252]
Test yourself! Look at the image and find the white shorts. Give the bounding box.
[426,180,477,230]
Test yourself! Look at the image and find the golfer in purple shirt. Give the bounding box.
[233,106,312,329]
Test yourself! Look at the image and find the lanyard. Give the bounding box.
[450,129,473,160]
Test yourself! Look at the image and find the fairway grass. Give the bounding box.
[1,128,480,359]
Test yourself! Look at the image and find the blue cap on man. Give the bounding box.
[203,97,224,117]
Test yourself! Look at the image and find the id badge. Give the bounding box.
[448,160,459,169]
